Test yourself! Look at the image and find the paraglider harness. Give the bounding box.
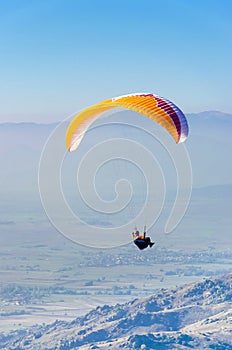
[133,226,154,250]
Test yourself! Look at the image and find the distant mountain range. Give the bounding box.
[186,110,232,141]
[0,110,232,192]
[187,110,232,119]
[1,273,231,349]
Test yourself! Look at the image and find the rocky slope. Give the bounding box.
[1,273,231,349]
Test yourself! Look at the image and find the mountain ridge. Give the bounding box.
[1,273,231,349]
[0,110,231,126]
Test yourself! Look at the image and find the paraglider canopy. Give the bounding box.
[66,93,188,152]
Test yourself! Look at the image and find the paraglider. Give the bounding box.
[65,92,189,250]
[66,92,188,152]
[132,226,155,250]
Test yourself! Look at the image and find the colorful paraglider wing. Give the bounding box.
[66,93,188,152]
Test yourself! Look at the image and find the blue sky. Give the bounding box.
[0,0,232,122]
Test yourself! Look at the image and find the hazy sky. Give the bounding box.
[1,0,232,123]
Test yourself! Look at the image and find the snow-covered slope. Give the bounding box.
[1,273,231,349]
